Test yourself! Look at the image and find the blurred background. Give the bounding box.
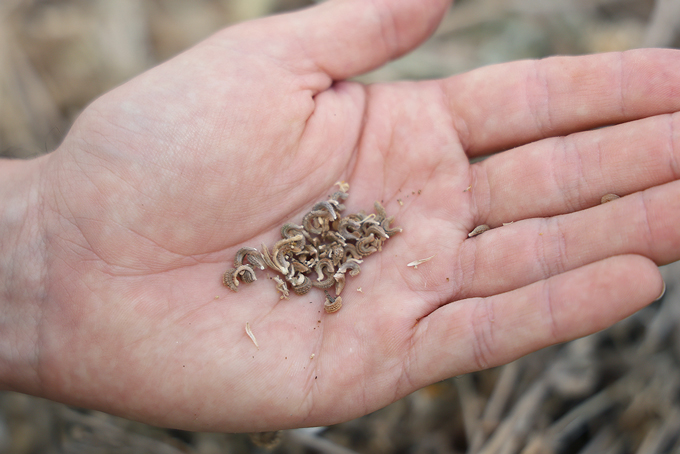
[2,0,680,452]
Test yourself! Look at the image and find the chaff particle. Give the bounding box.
[407,254,436,269]
[245,322,259,349]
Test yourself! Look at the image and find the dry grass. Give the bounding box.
[2,0,680,452]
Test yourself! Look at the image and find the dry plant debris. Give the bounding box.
[222,183,401,313]
[245,322,259,349]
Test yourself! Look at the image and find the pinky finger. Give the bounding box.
[408,254,664,387]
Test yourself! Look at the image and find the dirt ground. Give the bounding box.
[2,0,680,452]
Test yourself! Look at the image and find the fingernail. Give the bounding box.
[654,280,666,302]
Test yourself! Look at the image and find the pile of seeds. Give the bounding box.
[222,183,401,313]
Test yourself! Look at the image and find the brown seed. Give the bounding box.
[324,295,343,313]
[222,268,239,291]
[234,264,257,284]
[234,247,265,270]
[292,276,312,295]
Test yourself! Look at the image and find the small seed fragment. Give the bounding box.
[335,181,350,193]
[249,431,282,449]
[468,224,490,237]
[600,193,620,204]
[272,276,289,299]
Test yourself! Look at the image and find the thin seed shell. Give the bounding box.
[324,296,343,314]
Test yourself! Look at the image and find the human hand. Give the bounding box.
[4,0,679,432]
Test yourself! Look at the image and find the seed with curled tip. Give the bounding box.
[338,259,362,276]
[312,276,334,290]
[302,212,327,235]
[601,193,620,204]
[338,218,361,241]
[344,243,362,261]
[234,247,265,270]
[312,200,339,220]
[274,234,304,252]
[260,243,281,272]
[272,234,304,273]
[468,224,490,238]
[381,216,402,237]
[222,268,239,291]
[314,258,334,281]
[235,264,257,284]
[274,248,291,275]
[324,292,343,314]
[292,276,312,295]
[356,233,378,256]
[364,223,389,239]
[287,272,305,286]
[281,222,305,239]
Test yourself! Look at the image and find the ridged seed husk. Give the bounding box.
[324,296,343,313]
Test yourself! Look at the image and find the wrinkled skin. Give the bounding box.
[5,0,680,432]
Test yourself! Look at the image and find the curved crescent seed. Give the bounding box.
[292,276,312,295]
[281,223,304,239]
[234,247,265,270]
[235,264,257,284]
[312,275,335,289]
[324,295,343,314]
[222,268,239,291]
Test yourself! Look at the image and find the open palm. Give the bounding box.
[32,0,680,432]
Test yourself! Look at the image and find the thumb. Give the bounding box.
[230,0,451,82]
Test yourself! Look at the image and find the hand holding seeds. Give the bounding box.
[3,0,680,436]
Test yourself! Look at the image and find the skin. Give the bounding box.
[1,0,679,432]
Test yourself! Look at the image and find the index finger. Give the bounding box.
[442,49,680,156]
